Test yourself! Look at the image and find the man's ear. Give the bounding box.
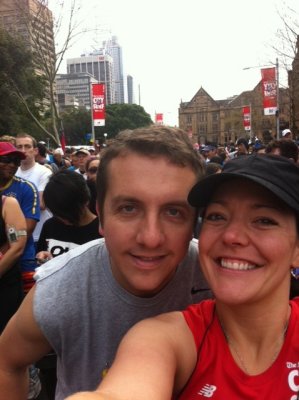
[96,203,104,236]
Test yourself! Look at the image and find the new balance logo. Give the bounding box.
[198,384,217,397]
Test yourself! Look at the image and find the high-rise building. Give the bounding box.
[127,75,134,104]
[103,36,125,104]
[67,51,115,105]
[0,0,55,76]
[55,72,98,112]
[0,0,56,109]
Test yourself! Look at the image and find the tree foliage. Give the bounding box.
[0,28,46,136]
[274,4,299,134]
[96,104,153,139]
[61,108,92,145]
[59,103,153,145]
[274,4,299,68]
[2,0,82,144]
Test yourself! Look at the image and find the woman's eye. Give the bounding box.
[255,217,277,226]
[204,213,224,222]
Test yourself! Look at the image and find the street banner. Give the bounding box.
[92,83,105,126]
[155,113,163,125]
[242,106,251,131]
[261,67,277,116]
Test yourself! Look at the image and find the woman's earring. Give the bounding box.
[291,267,299,280]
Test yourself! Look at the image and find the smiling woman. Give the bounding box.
[66,154,299,400]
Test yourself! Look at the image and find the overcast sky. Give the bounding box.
[49,0,299,126]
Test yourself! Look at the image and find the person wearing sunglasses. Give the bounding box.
[0,142,40,293]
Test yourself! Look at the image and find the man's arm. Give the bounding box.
[38,167,52,211]
[0,287,52,400]
[0,197,27,276]
[39,191,46,210]
[66,312,197,400]
[20,179,41,236]
[26,218,37,238]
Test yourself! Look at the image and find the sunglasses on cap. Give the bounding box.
[0,155,22,166]
[87,167,98,174]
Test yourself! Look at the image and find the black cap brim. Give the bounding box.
[188,171,299,215]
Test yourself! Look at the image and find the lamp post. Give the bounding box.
[104,133,107,145]
[243,58,280,139]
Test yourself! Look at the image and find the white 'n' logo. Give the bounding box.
[198,384,217,397]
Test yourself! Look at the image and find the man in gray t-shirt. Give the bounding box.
[0,126,212,400]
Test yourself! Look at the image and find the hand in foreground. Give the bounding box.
[35,251,52,264]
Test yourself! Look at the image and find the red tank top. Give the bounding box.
[178,299,299,399]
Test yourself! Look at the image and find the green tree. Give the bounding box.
[96,104,153,140]
[60,104,153,146]
[0,28,45,135]
[5,0,84,145]
[61,108,92,145]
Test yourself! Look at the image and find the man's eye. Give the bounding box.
[167,208,180,217]
[120,205,136,214]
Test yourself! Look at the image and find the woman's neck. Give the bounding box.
[216,298,291,375]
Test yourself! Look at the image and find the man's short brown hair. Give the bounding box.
[96,125,205,220]
[16,133,37,148]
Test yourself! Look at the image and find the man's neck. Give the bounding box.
[20,160,36,171]
[0,178,13,191]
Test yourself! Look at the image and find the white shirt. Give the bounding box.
[16,163,52,242]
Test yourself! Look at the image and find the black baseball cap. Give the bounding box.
[188,154,299,215]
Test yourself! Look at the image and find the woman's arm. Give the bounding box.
[0,197,27,277]
[66,312,197,400]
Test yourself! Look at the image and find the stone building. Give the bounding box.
[179,83,290,145]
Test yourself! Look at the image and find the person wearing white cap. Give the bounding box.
[282,128,293,140]
[74,148,91,179]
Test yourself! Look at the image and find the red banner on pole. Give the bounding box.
[242,106,251,131]
[92,84,105,126]
[261,67,277,116]
[155,113,163,125]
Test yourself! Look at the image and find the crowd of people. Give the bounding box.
[0,135,102,399]
[0,126,298,400]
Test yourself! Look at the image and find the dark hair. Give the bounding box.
[44,170,90,225]
[85,156,100,172]
[209,155,222,165]
[206,162,222,176]
[96,125,205,220]
[236,137,249,150]
[37,142,47,157]
[265,139,298,163]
